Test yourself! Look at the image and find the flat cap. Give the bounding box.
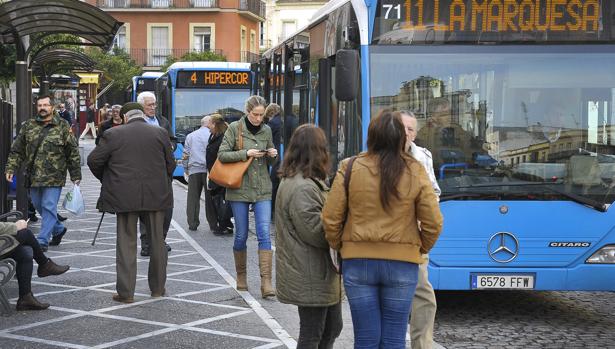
[120,102,144,116]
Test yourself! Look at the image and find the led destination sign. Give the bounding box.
[176,71,251,88]
[373,0,612,44]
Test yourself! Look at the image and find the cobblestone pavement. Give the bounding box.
[434,290,615,348]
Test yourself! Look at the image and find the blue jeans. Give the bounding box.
[343,259,419,349]
[30,186,64,246]
[229,200,272,251]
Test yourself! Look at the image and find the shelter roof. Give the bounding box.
[0,0,122,50]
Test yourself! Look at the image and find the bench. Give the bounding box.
[0,211,23,315]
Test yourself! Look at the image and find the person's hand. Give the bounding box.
[73,179,81,186]
[5,173,13,182]
[266,148,278,158]
[15,220,27,231]
[247,149,266,158]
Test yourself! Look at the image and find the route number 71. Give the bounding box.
[382,4,401,19]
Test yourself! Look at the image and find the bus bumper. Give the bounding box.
[430,264,615,291]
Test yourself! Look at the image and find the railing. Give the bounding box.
[117,48,224,66]
[240,51,260,63]
[239,0,265,18]
[97,0,219,9]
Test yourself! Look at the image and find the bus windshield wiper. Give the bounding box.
[542,185,608,212]
[440,192,490,201]
[444,181,608,212]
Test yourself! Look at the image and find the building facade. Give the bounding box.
[261,0,327,51]
[88,0,265,68]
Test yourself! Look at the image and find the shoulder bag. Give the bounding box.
[208,121,254,189]
[331,155,357,274]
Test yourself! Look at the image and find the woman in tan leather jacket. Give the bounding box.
[322,110,443,348]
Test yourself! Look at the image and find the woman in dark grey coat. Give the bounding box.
[275,124,342,349]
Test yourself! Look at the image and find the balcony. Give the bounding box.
[119,48,224,67]
[239,0,265,19]
[97,0,218,9]
[240,51,260,63]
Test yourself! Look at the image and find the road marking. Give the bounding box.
[172,219,296,348]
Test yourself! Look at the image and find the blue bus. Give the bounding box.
[156,62,254,177]
[259,0,615,291]
[129,72,164,102]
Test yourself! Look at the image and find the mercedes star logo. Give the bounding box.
[487,232,519,263]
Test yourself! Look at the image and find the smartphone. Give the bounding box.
[258,149,267,153]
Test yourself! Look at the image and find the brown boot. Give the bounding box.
[16,293,50,311]
[258,249,275,298]
[233,250,248,291]
[37,258,70,278]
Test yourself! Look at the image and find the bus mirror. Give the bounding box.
[335,49,359,101]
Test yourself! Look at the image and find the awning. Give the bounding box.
[76,73,99,85]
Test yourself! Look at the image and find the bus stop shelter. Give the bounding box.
[0,0,122,216]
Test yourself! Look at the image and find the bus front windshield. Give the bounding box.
[174,89,248,141]
[370,45,615,206]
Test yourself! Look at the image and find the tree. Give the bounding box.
[0,43,16,99]
[161,50,226,71]
[86,47,142,96]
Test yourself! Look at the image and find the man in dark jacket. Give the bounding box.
[87,103,175,303]
[57,103,72,126]
[136,91,174,256]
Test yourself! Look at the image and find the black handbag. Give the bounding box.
[212,189,233,222]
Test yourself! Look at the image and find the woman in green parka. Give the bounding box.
[1,220,70,310]
[218,95,278,298]
[275,125,343,348]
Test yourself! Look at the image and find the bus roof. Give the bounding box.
[141,72,164,78]
[166,61,251,71]
[263,0,351,57]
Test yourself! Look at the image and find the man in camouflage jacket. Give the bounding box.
[4,95,81,249]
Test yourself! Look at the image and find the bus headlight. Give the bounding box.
[586,245,615,264]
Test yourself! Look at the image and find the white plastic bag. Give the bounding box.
[62,184,85,216]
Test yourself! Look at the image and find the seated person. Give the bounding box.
[0,220,70,310]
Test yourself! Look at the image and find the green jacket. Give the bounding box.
[275,174,341,307]
[0,222,18,258]
[218,117,276,202]
[5,114,81,187]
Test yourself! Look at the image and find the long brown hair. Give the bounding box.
[280,124,330,180]
[367,110,408,210]
[209,113,228,135]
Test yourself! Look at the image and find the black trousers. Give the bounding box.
[139,207,173,246]
[7,229,49,296]
[297,302,343,349]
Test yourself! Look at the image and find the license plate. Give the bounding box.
[471,274,535,289]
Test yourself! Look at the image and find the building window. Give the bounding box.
[192,0,215,7]
[112,25,127,51]
[151,0,170,8]
[240,26,247,61]
[151,26,169,66]
[281,21,296,41]
[194,27,211,52]
[260,22,265,47]
[250,30,256,53]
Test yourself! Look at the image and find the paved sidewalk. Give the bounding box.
[0,169,291,348]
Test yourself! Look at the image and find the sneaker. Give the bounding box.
[57,214,67,222]
[151,288,166,297]
[40,245,48,252]
[140,246,150,257]
[188,226,197,231]
[49,228,67,246]
[225,227,234,235]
